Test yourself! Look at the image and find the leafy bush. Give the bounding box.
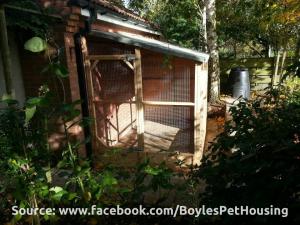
[0,32,187,224]
[0,96,184,224]
[195,88,300,224]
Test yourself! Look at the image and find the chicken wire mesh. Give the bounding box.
[87,39,195,153]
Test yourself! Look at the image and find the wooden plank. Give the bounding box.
[143,101,195,106]
[81,37,99,152]
[134,48,145,151]
[91,60,99,71]
[123,60,134,70]
[93,99,137,104]
[193,63,208,165]
[87,54,135,61]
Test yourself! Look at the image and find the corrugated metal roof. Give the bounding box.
[90,30,210,63]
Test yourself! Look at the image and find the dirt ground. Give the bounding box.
[205,103,226,152]
[93,103,226,171]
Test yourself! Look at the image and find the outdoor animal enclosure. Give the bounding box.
[83,33,208,163]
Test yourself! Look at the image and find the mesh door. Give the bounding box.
[88,39,137,148]
[142,53,194,153]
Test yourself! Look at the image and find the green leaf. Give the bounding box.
[14,213,22,222]
[57,160,66,169]
[24,37,47,52]
[49,186,63,193]
[45,170,52,183]
[38,186,49,198]
[68,192,77,201]
[144,165,162,176]
[26,97,43,106]
[44,213,49,221]
[102,173,118,186]
[1,94,18,105]
[53,63,69,78]
[51,191,67,202]
[25,106,36,126]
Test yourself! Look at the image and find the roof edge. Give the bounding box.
[81,8,161,36]
[89,30,209,63]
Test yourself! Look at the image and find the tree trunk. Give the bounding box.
[272,50,281,87]
[201,4,207,52]
[205,0,220,103]
[295,33,300,59]
[279,46,287,80]
[0,5,12,96]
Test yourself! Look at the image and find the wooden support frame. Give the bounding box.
[123,60,134,70]
[85,49,208,160]
[134,48,145,151]
[143,101,194,106]
[88,54,135,72]
[93,99,137,104]
[87,54,135,61]
[81,37,100,152]
[193,63,208,165]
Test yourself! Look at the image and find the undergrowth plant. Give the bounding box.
[194,86,300,225]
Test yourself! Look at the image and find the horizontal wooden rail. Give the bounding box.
[143,101,195,106]
[93,99,195,106]
[93,99,136,104]
[87,54,136,61]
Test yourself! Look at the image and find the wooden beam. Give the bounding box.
[134,48,145,151]
[193,63,208,165]
[87,54,135,61]
[123,60,134,70]
[81,37,99,151]
[143,101,194,106]
[0,5,12,95]
[93,99,136,104]
[91,60,99,71]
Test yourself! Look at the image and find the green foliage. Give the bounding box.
[0,33,182,223]
[128,0,202,49]
[6,0,58,37]
[0,95,185,224]
[194,88,300,224]
[24,36,47,53]
[217,0,300,58]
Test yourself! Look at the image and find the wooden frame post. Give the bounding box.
[81,37,99,154]
[134,48,145,150]
[193,63,208,165]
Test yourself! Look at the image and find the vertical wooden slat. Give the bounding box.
[81,37,99,151]
[134,48,145,150]
[193,63,208,165]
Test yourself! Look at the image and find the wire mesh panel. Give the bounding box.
[87,38,137,148]
[86,39,196,154]
[142,51,195,153]
[142,52,194,103]
[144,105,193,153]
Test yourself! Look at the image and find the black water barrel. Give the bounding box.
[229,67,250,99]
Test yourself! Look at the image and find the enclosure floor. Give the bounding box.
[115,120,192,153]
[94,109,224,169]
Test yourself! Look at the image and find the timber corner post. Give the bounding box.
[193,62,208,165]
[81,36,98,154]
[134,48,145,151]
